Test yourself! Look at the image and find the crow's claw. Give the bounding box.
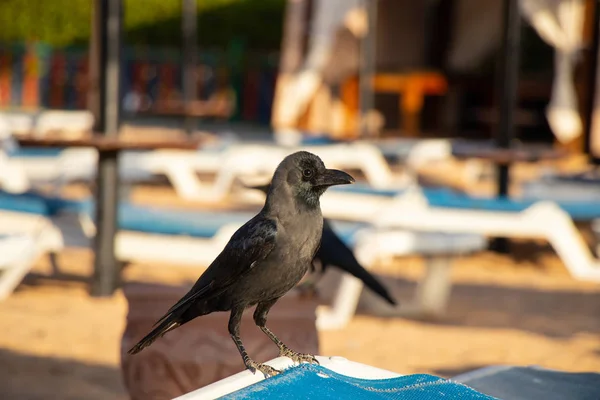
[280,346,319,365]
[245,360,280,377]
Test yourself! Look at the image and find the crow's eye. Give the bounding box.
[302,168,313,178]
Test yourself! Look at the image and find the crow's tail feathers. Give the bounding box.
[331,247,397,306]
[355,266,397,306]
[127,317,181,355]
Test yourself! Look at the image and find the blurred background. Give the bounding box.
[0,0,600,399]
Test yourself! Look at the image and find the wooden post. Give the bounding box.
[91,0,123,297]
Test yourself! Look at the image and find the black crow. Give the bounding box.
[127,151,354,377]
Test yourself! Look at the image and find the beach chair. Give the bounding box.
[174,356,600,400]
[369,187,600,282]
[0,233,42,300]
[0,190,486,326]
[142,139,417,202]
[0,139,408,202]
[173,356,495,400]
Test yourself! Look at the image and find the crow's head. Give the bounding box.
[270,151,354,207]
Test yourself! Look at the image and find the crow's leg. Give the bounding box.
[254,299,319,365]
[228,306,280,377]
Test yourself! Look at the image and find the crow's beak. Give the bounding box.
[316,169,355,187]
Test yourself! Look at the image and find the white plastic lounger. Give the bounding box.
[176,356,402,400]
[314,184,600,283]
[0,233,43,300]
[178,356,600,400]
[175,355,495,400]
[143,140,414,202]
[372,189,600,282]
[1,140,407,202]
[115,130,456,202]
[0,191,486,324]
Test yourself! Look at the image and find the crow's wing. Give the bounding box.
[153,215,277,325]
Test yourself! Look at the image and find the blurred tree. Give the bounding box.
[0,0,285,50]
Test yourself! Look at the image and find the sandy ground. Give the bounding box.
[1,168,600,399]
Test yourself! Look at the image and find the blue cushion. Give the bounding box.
[0,191,89,216]
[331,185,600,220]
[0,190,370,241]
[0,193,49,215]
[425,189,600,220]
[117,205,253,238]
[453,365,600,400]
[7,147,65,158]
[221,364,495,399]
[0,190,254,238]
[300,136,342,146]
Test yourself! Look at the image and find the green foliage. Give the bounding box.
[0,0,285,50]
[0,0,91,47]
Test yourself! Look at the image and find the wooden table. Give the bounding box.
[15,135,204,151]
[451,143,568,252]
[15,134,204,296]
[371,72,448,135]
[339,71,448,137]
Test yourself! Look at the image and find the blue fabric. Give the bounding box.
[0,190,254,238]
[0,192,50,215]
[453,365,600,400]
[424,189,600,220]
[0,190,365,243]
[300,136,342,146]
[7,147,65,158]
[118,205,253,238]
[0,190,88,216]
[331,185,600,220]
[220,364,496,399]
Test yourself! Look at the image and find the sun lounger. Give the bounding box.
[174,356,495,400]
[175,356,600,400]
[0,190,486,326]
[0,233,42,300]
[370,188,600,282]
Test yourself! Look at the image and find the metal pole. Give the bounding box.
[583,1,600,158]
[490,0,521,254]
[359,0,378,138]
[182,0,198,135]
[495,0,521,193]
[91,0,122,297]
